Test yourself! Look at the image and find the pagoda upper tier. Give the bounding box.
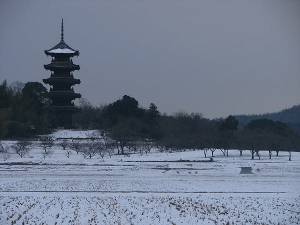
[45,41,79,57]
[45,19,79,57]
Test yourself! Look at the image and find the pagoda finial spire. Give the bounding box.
[61,18,64,42]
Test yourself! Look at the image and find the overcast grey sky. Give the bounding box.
[0,0,299,118]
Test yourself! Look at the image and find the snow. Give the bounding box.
[0,130,299,224]
[48,48,76,54]
[50,129,101,139]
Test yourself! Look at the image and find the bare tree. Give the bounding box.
[136,141,145,155]
[106,143,115,158]
[127,141,139,154]
[157,145,166,153]
[94,141,106,160]
[0,142,5,154]
[40,137,54,159]
[13,140,31,158]
[10,81,25,93]
[102,135,115,158]
[210,148,216,157]
[0,142,9,161]
[220,148,226,156]
[143,141,153,154]
[71,139,81,154]
[255,150,261,160]
[250,149,255,160]
[249,148,261,160]
[116,140,127,155]
[81,143,97,159]
[58,140,72,158]
[268,150,272,159]
[59,139,69,150]
[65,148,72,158]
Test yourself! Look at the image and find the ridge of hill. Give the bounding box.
[235,104,300,134]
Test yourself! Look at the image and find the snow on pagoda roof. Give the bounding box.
[48,48,76,54]
[45,40,79,56]
[45,19,79,56]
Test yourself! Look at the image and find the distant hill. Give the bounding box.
[235,105,300,134]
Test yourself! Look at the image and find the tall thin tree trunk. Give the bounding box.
[120,147,123,155]
[255,150,260,160]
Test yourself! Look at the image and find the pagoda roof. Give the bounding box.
[43,76,81,85]
[45,19,79,56]
[44,60,80,71]
[46,41,78,55]
[48,90,81,100]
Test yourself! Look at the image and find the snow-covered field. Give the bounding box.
[0,130,299,225]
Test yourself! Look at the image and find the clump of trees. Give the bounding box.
[236,119,299,160]
[0,80,52,139]
[55,137,114,160]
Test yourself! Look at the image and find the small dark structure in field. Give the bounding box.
[43,19,81,128]
[240,167,253,174]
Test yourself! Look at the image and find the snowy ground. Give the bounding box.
[0,130,299,225]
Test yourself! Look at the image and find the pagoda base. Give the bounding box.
[50,106,79,129]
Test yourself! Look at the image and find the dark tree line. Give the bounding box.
[1,80,299,155]
[74,95,300,155]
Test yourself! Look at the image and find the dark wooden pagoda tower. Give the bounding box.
[43,19,81,128]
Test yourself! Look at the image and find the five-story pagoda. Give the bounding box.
[43,19,81,128]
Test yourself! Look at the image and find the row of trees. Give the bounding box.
[0,135,154,161]
[0,137,293,161]
[77,95,299,155]
[1,80,299,155]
